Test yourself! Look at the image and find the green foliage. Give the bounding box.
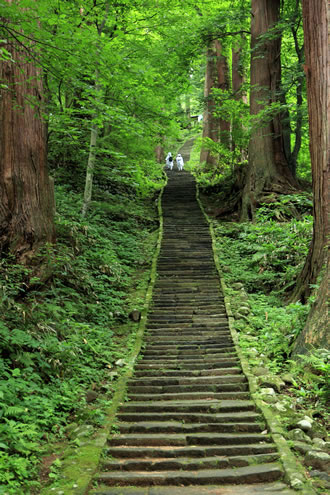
[288,350,330,413]
[0,180,161,493]
[214,212,312,294]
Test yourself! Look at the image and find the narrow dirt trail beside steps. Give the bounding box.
[90,144,296,495]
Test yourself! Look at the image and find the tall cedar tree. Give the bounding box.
[200,40,230,167]
[0,25,55,260]
[290,0,328,319]
[240,0,297,221]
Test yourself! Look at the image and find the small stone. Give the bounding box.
[312,438,326,449]
[259,388,277,404]
[253,366,270,376]
[129,309,141,322]
[238,306,250,315]
[222,266,231,273]
[281,373,296,385]
[234,312,248,320]
[258,374,285,393]
[309,470,330,482]
[289,477,304,490]
[274,402,287,412]
[292,441,314,455]
[115,359,126,367]
[85,390,98,403]
[261,387,276,395]
[297,419,312,432]
[287,428,312,443]
[232,282,244,290]
[305,450,330,472]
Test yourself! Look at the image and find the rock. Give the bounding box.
[259,388,277,404]
[289,477,304,490]
[76,425,94,438]
[129,309,141,322]
[305,450,330,472]
[232,282,244,290]
[292,441,314,455]
[312,438,327,449]
[237,306,250,315]
[258,374,285,393]
[309,470,330,483]
[310,422,327,440]
[281,373,296,385]
[287,428,312,443]
[234,312,248,320]
[253,366,270,377]
[297,419,312,432]
[85,390,98,403]
[222,266,232,273]
[115,358,126,367]
[274,402,287,412]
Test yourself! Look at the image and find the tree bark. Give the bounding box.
[0,38,55,260]
[240,0,297,221]
[200,40,230,166]
[200,43,220,167]
[232,39,247,157]
[289,0,328,304]
[215,40,230,149]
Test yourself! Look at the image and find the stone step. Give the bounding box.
[128,383,248,395]
[135,360,240,370]
[129,374,245,386]
[102,453,279,472]
[117,411,260,424]
[119,399,255,414]
[90,482,296,495]
[142,346,234,356]
[117,422,262,435]
[106,442,278,459]
[140,350,236,361]
[109,432,272,447]
[128,391,250,402]
[132,367,242,378]
[96,463,283,486]
[143,343,233,351]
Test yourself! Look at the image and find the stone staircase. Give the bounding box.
[90,146,294,494]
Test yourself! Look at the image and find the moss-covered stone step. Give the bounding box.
[128,391,250,402]
[96,463,283,486]
[140,350,236,361]
[102,453,279,472]
[119,399,256,414]
[132,367,242,378]
[117,421,262,435]
[141,345,235,356]
[128,374,247,391]
[127,383,248,395]
[106,443,278,460]
[134,360,240,370]
[117,411,260,424]
[142,342,233,352]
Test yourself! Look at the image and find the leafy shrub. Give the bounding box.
[0,178,162,493]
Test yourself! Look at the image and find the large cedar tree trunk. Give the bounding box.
[200,41,230,167]
[240,0,297,221]
[232,40,247,157]
[0,40,55,260]
[289,0,328,307]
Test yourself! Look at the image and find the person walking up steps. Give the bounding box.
[176,153,184,171]
[165,152,174,170]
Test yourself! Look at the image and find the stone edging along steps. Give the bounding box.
[88,160,313,494]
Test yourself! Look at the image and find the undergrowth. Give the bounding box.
[0,176,163,494]
[207,199,329,425]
